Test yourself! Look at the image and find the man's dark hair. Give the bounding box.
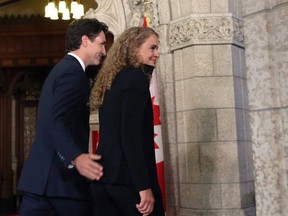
[65,18,108,52]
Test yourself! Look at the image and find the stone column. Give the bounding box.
[156,0,256,215]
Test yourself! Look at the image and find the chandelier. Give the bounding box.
[44,0,85,20]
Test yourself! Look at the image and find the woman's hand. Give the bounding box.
[136,189,155,216]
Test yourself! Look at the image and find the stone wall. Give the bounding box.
[83,0,287,215]
[243,1,288,215]
[156,0,256,215]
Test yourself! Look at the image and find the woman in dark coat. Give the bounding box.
[89,27,164,216]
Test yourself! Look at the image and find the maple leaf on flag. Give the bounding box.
[154,132,159,149]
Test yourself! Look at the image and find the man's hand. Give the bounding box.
[73,153,103,181]
[136,189,154,216]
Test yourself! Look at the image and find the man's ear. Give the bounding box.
[81,35,89,47]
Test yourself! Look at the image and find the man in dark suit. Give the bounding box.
[17,18,108,216]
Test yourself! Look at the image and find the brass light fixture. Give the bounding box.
[44,0,84,20]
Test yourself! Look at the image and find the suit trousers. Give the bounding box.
[19,192,92,216]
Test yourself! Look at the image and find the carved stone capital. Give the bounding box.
[169,14,244,51]
[84,0,160,36]
[84,0,126,37]
[127,0,159,28]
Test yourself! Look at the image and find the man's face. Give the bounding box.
[86,31,106,66]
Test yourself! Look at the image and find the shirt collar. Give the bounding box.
[68,52,85,72]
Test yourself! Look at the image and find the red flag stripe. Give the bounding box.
[143,16,148,27]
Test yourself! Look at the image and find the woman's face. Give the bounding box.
[137,34,160,67]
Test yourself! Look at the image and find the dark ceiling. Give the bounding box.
[0,0,21,7]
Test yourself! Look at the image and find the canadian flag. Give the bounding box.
[143,11,166,211]
[149,67,166,211]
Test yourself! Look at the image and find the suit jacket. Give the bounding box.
[18,55,91,200]
[96,65,162,197]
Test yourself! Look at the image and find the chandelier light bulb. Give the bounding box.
[71,1,78,14]
[44,5,51,18]
[50,7,59,20]
[58,1,66,13]
[48,1,55,7]
[44,0,85,20]
[78,4,84,16]
[62,8,70,20]
[72,11,81,19]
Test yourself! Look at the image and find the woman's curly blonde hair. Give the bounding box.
[89,27,159,110]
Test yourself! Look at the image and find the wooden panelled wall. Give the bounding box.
[0,15,69,68]
[0,15,69,213]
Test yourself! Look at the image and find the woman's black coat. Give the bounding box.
[96,65,162,198]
